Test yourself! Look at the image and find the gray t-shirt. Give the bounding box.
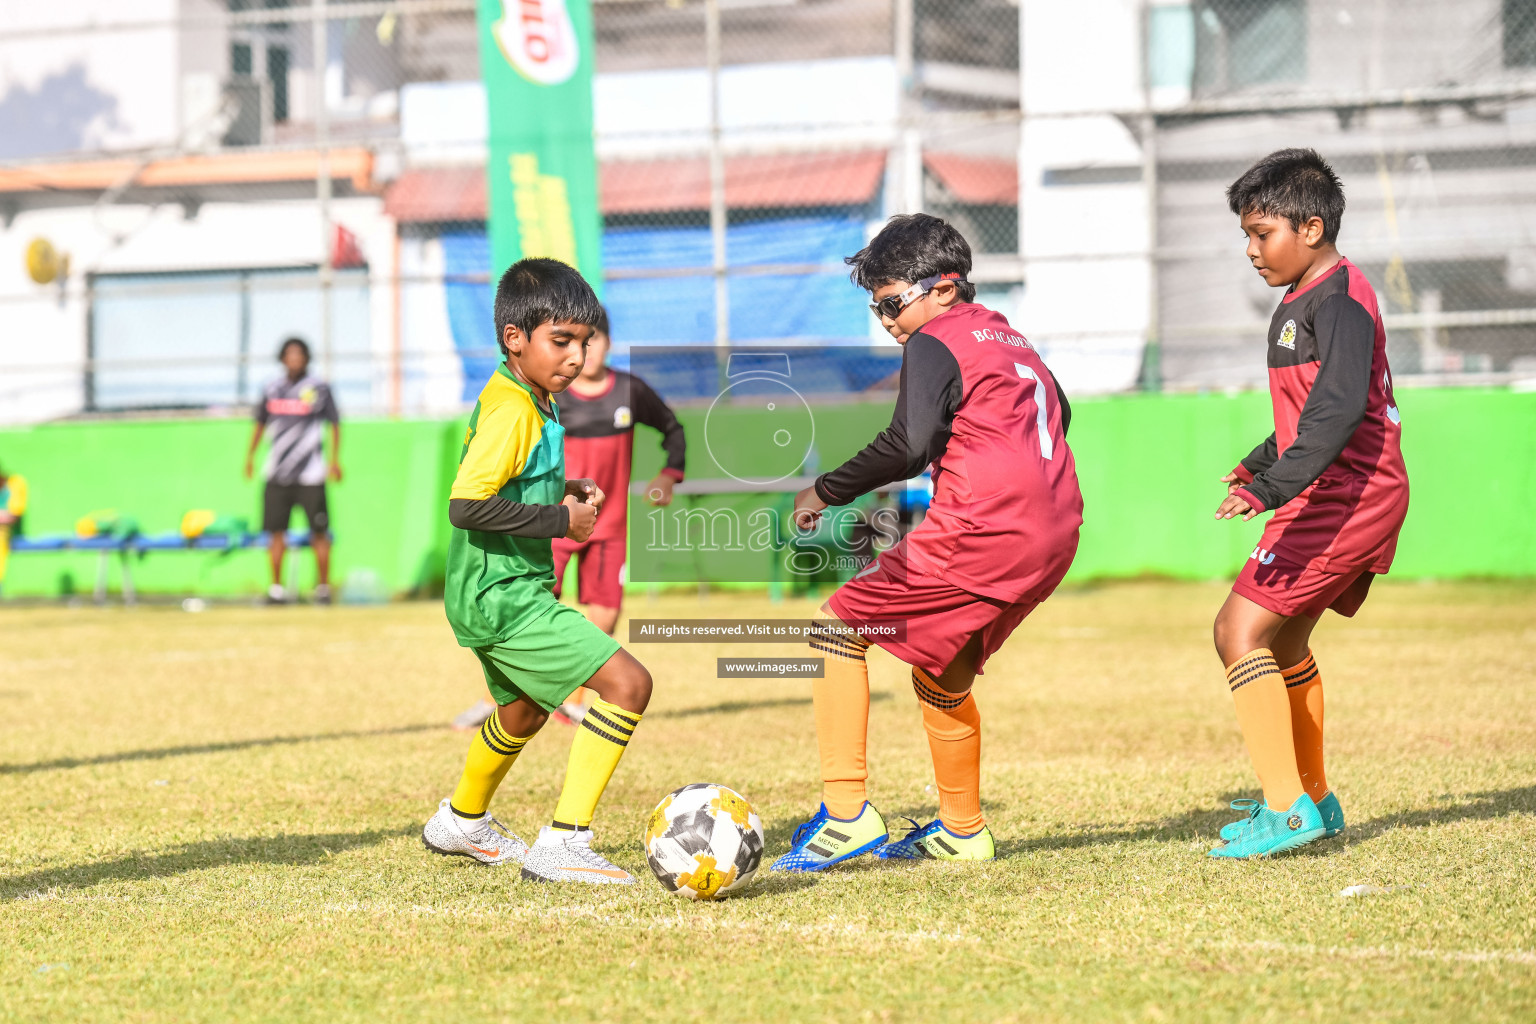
[256,374,339,486]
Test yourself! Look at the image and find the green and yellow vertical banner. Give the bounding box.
[477,0,604,293]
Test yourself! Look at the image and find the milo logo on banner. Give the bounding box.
[493,0,580,84]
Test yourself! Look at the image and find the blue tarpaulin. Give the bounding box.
[440,213,876,401]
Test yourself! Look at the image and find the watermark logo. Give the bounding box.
[493,0,580,86]
[703,353,815,487]
[627,345,913,587]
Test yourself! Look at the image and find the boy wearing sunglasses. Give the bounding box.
[772,214,1083,870]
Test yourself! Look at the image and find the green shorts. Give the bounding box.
[474,601,622,711]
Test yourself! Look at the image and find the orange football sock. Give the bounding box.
[913,667,984,835]
[1282,652,1328,802]
[1226,648,1306,812]
[809,620,872,819]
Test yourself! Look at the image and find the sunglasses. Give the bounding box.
[868,273,966,320]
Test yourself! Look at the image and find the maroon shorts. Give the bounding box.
[1233,550,1376,619]
[552,537,625,609]
[827,542,1059,678]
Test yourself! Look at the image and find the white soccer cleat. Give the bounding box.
[519,826,635,885]
[451,699,496,732]
[421,798,529,865]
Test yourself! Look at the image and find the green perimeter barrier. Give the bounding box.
[0,418,462,599]
[0,388,1530,598]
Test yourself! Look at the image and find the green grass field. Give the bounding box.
[3,581,1534,1022]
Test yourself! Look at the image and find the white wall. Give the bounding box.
[401,56,900,160]
[0,194,415,424]
[0,0,182,159]
[0,203,99,424]
[1019,0,1150,394]
[398,235,467,413]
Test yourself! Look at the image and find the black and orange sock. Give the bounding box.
[1226,649,1305,812]
[450,712,531,819]
[809,619,872,819]
[1282,651,1328,802]
[913,667,984,835]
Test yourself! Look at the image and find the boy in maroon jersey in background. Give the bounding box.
[771,214,1082,870]
[453,309,686,730]
[1209,149,1409,859]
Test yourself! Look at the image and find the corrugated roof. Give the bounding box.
[384,150,887,222]
[924,153,1017,205]
[381,164,486,224]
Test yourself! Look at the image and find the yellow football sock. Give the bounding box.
[1282,652,1329,802]
[1226,648,1306,812]
[450,712,532,819]
[551,698,642,830]
[914,667,984,835]
[809,620,872,819]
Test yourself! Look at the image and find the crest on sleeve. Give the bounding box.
[1278,320,1297,350]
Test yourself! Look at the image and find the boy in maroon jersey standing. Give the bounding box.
[1210,149,1409,859]
[771,214,1083,870]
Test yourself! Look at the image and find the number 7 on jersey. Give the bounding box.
[1014,363,1054,460]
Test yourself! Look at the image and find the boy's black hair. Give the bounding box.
[1226,148,1346,244]
[277,337,310,362]
[494,258,605,355]
[594,304,610,338]
[845,213,977,303]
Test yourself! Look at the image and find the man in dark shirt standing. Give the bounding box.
[244,337,342,604]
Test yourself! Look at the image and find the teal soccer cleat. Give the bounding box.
[1316,791,1345,838]
[1219,798,1264,842]
[769,802,888,872]
[1220,792,1345,841]
[1208,793,1326,859]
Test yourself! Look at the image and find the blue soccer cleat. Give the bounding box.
[874,818,996,861]
[769,802,888,872]
[1209,793,1326,859]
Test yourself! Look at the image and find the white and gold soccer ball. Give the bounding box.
[643,783,765,900]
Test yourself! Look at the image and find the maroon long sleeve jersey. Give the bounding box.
[814,303,1084,603]
[558,370,686,544]
[1231,257,1409,572]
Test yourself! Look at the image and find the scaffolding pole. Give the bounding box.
[313,0,334,381]
[706,0,728,352]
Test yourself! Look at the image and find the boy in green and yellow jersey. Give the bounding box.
[0,465,27,596]
[422,258,655,885]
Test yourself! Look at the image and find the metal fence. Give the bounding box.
[1,0,1534,423]
[1148,0,1536,389]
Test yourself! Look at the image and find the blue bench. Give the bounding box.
[9,531,315,603]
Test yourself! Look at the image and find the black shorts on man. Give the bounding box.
[262,482,329,536]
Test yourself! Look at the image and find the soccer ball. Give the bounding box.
[643,783,765,900]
